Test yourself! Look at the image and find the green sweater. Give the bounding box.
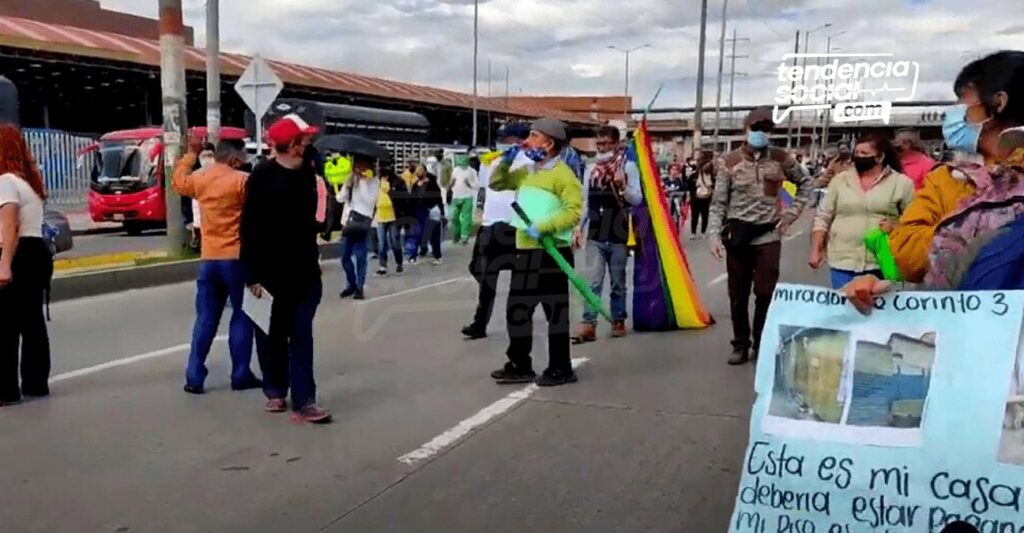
[490,159,583,249]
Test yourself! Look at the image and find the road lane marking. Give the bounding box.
[361,276,473,304]
[708,273,728,287]
[397,357,590,466]
[49,335,227,383]
[49,276,471,383]
[784,230,805,242]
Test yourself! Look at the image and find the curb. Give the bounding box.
[50,243,344,303]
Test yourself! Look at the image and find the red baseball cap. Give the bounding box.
[267,114,318,146]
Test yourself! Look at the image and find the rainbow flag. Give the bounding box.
[631,121,714,330]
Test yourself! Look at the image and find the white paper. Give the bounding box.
[243,289,274,334]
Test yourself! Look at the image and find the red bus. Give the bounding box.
[84,126,246,234]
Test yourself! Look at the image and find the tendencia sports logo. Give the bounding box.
[773,53,920,125]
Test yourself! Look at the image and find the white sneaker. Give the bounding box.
[433,258,444,266]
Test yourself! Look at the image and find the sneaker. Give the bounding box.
[340,287,356,299]
[461,325,487,340]
[21,385,50,397]
[354,290,365,300]
[490,362,537,384]
[728,348,750,366]
[376,268,388,277]
[184,384,205,395]
[536,368,578,387]
[432,258,444,266]
[231,375,263,391]
[370,253,379,259]
[611,320,628,338]
[396,264,404,275]
[265,398,288,412]
[409,258,418,266]
[571,323,597,345]
[297,404,333,424]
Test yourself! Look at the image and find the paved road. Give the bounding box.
[1,221,826,532]
[61,230,166,260]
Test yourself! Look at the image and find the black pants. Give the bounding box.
[468,222,518,330]
[506,248,573,374]
[0,238,53,402]
[420,218,443,259]
[691,197,711,234]
[726,241,781,353]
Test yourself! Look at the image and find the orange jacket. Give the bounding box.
[172,153,248,260]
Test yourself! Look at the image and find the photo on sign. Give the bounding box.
[765,324,937,446]
[998,343,1024,466]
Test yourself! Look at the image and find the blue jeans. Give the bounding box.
[255,281,322,411]
[830,268,883,290]
[406,212,426,260]
[583,240,629,324]
[340,234,369,291]
[377,222,403,268]
[185,260,256,388]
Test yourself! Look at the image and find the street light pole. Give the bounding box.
[693,0,709,155]
[609,44,651,99]
[205,0,220,144]
[471,0,479,147]
[159,0,187,256]
[820,30,846,153]
[712,0,729,148]
[794,23,831,152]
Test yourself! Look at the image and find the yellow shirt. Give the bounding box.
[376,180,396,223]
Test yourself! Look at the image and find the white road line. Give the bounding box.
[49,335,227,383]
[708,273,728,287]
[361,276,472,304]
[784,230,805,242]
[397,357,590,466]
[49,276,470,383]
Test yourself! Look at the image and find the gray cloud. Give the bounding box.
[98,0,1019,108]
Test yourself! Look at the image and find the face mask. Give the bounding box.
[853,156,879,174]
[361,169,374,178]
[943,103,989,154]
[496,144,515,152]
[199,156,214,169]
[747,131,770,149]
[524,147,548,162]
[596,151,614,162]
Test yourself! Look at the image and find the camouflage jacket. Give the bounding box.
[708,144,814,245]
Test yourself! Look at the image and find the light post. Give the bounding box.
[609,44,651,100]
[819,31,847,155]
[794,23,831,153]
[471,0,479,146]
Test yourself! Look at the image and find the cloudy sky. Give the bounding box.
[100,0,1022,108]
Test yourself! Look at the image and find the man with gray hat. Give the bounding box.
[488,117,584,387]
[708,106,814,366]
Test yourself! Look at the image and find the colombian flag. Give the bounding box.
[631,121,714,330]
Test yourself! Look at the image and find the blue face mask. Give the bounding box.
[942,103,989,154]
[747,130,770,149]
[524,147,548,162]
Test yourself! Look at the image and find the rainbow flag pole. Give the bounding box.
[631,119,714,330]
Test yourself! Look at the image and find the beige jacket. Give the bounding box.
[813,167,915,272]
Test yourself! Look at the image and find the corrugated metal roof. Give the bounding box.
[0,14,591,123]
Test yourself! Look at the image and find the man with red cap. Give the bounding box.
[240,114,331,423]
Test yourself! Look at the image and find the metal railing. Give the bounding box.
[23,128,96,209]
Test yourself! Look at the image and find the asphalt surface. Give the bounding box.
[1,219,827,532]
[61,229,167,260]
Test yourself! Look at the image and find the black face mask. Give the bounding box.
[853,156,879,173]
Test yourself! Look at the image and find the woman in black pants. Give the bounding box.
[415,172,446,265]
[0,124,52,406]
[690,161,714,239]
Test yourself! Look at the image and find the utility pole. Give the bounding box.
[205,0,220,143]
[487,59,492,146]
[712,0,728,148]
[471,0,479,147]
[693,0,709,155]
[726,29,749,126]
[504,65,510,122]
[786,30,800,148]
[795,31,810,152]
[159,0,187,256]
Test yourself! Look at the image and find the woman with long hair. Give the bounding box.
[810,131,915,289]
[0,124,52,406]
[337,156,381,300]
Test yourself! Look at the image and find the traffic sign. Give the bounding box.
[234,55,283,121]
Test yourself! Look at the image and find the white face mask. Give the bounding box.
[199,156,214,169]
[596,151,614,162]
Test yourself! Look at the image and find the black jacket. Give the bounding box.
[413,176,445,218]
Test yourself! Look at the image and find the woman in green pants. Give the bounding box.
[448,155,479,245]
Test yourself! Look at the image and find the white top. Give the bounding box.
[337,175,381,220]
[0,172,44,245]
[450,167,479,199]
[480,152,531,227]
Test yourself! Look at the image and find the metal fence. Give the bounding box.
[23,128,96,209]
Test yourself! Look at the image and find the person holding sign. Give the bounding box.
[708,107,815,366]
[488,118,584,387]
[810,132,915,289]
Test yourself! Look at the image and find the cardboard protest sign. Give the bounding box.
[730,284,1024,533]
